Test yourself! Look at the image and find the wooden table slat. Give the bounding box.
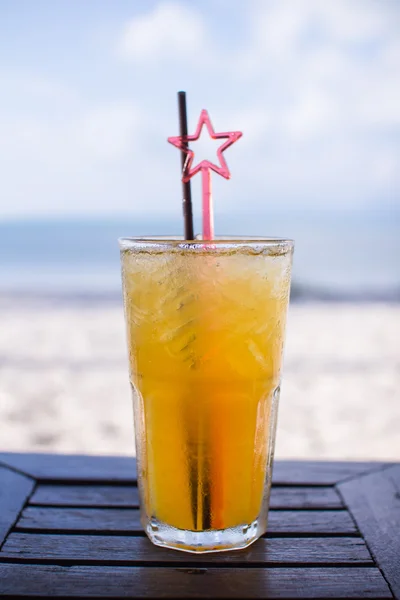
[0,564,392,598]
[0,453,137,482]
[16,506,357,536]
[0,533,373,565]
[339,465,400,599]
[272,461,388,486]
[0,452,388,485]
[0,466,34,547]
[1,454,397,599]
[29,484,141,508]
[29,484,343,509]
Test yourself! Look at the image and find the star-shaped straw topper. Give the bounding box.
[168,109,242,183]
[168,105,242,240]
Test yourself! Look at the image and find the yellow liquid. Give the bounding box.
[122,245,291,532]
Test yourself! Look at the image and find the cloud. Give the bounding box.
[0,0,399,219]
[117,2,206,63]
[246,0,399,61]
[0,79,145,217]
[0,71,80,106]
[0,101,139,166]
[81,104,139,160]
[221,0,400,208]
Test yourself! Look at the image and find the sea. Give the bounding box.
[0,209,399,303]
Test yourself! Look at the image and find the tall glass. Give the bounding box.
[120,237,293,553]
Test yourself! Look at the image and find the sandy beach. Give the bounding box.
[0,300,399,461]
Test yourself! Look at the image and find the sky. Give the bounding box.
[0,0,399,221]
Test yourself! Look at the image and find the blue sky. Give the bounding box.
[0,0,399,220]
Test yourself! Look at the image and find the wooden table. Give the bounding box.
[0,453,399,599]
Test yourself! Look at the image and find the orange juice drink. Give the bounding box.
[120,237,293,552]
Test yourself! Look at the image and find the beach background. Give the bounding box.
[0,0,399,460]
[0,215,399,460]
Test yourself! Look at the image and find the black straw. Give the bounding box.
[178,91,194,240]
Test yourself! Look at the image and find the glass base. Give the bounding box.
[145,517,262,553]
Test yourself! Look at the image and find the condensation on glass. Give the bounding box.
[119,237,294,553]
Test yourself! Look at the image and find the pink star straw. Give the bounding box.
[168,105,242,240]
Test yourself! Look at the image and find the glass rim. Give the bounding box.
[119,236,294,251]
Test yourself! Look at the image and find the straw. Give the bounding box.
[169,105,242,242]
[167,101,243,529]
[177,92,194,240]
[201,167,214,240]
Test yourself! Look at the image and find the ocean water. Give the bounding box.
[0,210,399,302]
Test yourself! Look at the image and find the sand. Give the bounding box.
[0,301,399,460]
